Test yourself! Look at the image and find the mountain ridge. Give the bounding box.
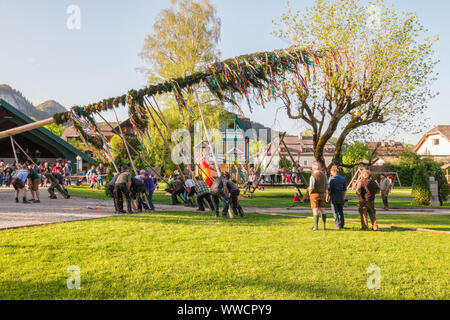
[0,84,67,120]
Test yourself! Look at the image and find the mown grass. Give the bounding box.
[67,185,450,208]
[0,211,448,300]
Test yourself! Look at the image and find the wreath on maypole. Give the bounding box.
[54,47,350,157]
[127,90,152,147]
[69,107,114,162]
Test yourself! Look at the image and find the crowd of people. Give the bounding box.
[0,160,71,203]
[1,158,394,230]
[107,166,244,218]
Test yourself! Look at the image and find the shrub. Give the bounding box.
[412,164,431,206]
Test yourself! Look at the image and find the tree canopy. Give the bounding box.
[273,0,438,170]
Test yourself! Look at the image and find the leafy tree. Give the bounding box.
[273,0,438,171]
[110,135,141,160]
[142,104,226,171]
[139,0,225,170]
[301,129,314,137]
[67,138,86,152]
[279,156,292,169]
[397,150,421,169]
[139,0,220,83]
[44,123,65,136]
[342,141,373,167]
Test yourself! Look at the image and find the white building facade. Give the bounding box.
[414,125,450,163]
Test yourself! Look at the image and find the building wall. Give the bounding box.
[417,133,450,157]
[257,154,334,173]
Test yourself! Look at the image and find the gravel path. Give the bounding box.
[0,188,115,230]
[1,188,449,230]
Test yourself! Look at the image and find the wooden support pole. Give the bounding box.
[111,105,138,176]
[96,113,168,184]
[10,136,18,164]
[12,137,37,167]
[0,118,54,140]
[144,97,195,178]
[142,100,186,181]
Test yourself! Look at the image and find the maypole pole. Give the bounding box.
[193,88,221,177]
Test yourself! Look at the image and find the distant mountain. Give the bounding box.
[0,84,67,120]
[36,100,67,116]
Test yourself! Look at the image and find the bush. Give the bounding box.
[412,164,431,206]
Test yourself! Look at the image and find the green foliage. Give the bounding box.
[342,141,372,166]
[67,138,86,152]
[273,0,438,168]
[44,123,65,136]
[142,104,226,172]
[389,151,421,186]
[412,163,431,206]
[249,139,267,158]
[110,135,141,159]
[139,0,221,83]
[279,156,292,169]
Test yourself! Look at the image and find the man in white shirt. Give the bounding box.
[184,176,195,206]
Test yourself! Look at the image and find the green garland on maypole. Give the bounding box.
[54,47,349,160]
[53,47,348,125]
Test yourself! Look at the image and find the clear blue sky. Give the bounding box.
[0,0,448,144]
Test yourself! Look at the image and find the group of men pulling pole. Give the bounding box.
[108,165,245,218]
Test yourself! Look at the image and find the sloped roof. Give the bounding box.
[0,99,94,163]
[62,122,119,140]
[414,125,450,152]
[367,142,407,157]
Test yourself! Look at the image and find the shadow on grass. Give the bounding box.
[109,212,297,227]
[0,275,396,300]
[344,214,450,232]
[104,212,421,233]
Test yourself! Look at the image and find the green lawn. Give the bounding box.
[67,185,450,208]
[0,211,448,300]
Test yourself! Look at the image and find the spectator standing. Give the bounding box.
[89,173,98,189]
[380,174,392,210]
[97,163,105,189]
[64,163,72,186]
[356,170,380,231]
[0,160,4,186]
[328,165,347,229]
[53,162,63,174]
[308,163,329,231]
